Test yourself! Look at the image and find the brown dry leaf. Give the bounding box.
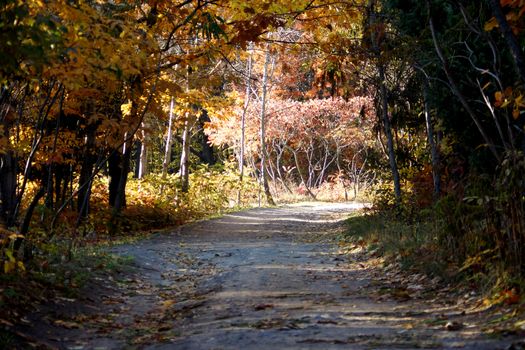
[254,303,274,311]
[158,323,173,331]
[391,288,411,301]
[54,319,82,329]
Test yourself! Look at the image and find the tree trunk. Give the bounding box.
[260,44,275,206]
[197,110,215,165]
[108,150,122,207]
[179,114,192,193]
[239,43,253,204]
[77,125,96,219]
[0,150,17,228]
[286,145,317,200]
[162,97,174,179]
[379,66,401,202]
[368,0,401,203]
[20,186,45,236]
[113,137,132,212]
[45,103,64,210]
[423,79,441,199]
[275,143,293,194]
[0,89,17,228]
[138,140,147,179]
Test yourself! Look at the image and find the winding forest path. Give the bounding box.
[21,203,520,349]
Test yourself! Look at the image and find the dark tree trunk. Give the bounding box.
[20,187,45,236]
[133,140,142,179]
[108,150,122,207]
[379,67,402,202]
[0,150,17,227]
[198,110,215,165]
[113,139,133,211]
[423,79,441,199]
[77,125,97,219]
[368,0,401,203]
[45,111,63,211]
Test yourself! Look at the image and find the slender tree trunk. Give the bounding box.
[45,93,65,210]
[108,150,122,207]
[134,127,148,180]
[275,142,293,194]
[260,45,275,205]
[286,145,317,200]
[162,97,174,179]
[138,139,147,179]
[379,65,401,202]
[238,43,253,205]
[14,186,45,258]
[179,116,191,193]
[423,79,441,199]
[179,66,193,194]
[335,146,348,201]
[77,125,96,219]
[20,187,45,236]
[45,116,61,210]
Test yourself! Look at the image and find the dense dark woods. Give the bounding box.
[2,0,525,337]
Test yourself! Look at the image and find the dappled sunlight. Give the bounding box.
[243,263,357,273]
[219,216,346,224]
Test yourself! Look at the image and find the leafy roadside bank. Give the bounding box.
[340,208,525,339]
[0,243,136,348]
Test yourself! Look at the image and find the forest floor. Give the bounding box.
[6,202,525,349]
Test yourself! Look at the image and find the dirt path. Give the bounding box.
[17,203,521,349]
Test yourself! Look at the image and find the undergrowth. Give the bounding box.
[0,240,135,344]
[343,153,525,302]
[341,208,450,280]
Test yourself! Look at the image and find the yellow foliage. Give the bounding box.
[121,101,133,117]
[1,232,26,275]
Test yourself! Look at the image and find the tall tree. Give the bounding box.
[238,44,253,205]
[366,0,402,202]
[259,43,276,206]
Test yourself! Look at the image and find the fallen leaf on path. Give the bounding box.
[254,303,274,311]
[54,319,82,329]
[390,288,411,301]
[158,324,173,331]
[162,299,176,308]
